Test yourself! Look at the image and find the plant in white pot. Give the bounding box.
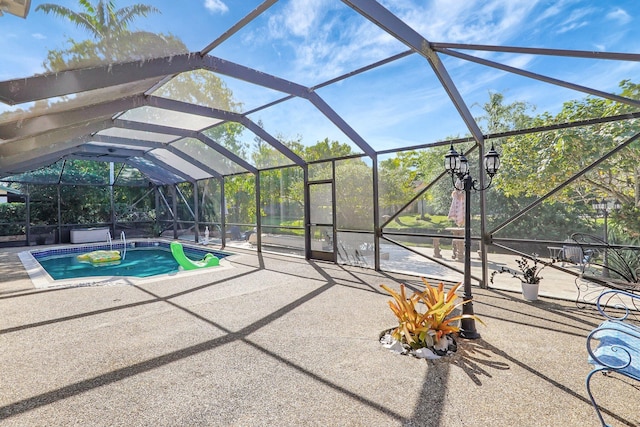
[490,256,545,301]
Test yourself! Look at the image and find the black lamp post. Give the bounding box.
[591,198,621,277]
[444,143,500,339]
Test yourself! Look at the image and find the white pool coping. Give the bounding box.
[18,239,235,289]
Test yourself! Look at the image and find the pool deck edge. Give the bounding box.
[18,239,235,289]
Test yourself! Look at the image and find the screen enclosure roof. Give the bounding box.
[1,0,639,186]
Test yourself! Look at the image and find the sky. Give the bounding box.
[1,0,640,153]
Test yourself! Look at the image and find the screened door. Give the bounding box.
[308,181,335,262]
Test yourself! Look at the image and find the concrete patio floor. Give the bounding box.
[1,245,638,426]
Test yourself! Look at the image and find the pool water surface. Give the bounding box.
[38,248,181,280]
[29,241,232,282]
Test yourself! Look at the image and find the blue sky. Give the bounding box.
[2,0,639,153]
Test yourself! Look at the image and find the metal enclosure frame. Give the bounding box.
[0,0,638,285]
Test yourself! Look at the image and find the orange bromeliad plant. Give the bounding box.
[380,278,485,349]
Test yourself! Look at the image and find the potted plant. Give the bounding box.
[490,255,546,301]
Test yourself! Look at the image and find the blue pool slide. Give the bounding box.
[170,241,219,270]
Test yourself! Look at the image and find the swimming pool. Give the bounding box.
[38,247,178,279]
[20,240,234,288]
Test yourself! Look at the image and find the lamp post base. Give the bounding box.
[459,303,481,339]
[458,329,481,340]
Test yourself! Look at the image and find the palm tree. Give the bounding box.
[36,0,185,69]
[36,0,160,41]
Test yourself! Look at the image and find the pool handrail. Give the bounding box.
[121,231,127,260]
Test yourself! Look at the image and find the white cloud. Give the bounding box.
[556,20,588,34]
[264,1,329,43]
[281,0,325,37]
[556,6,595,34]
[261,0,408,82]
[32,33,46,40]
[204,0,228,14]
[398,0,541,45]
[606,7,631,25]
[534,2,564,23]
[255,0,549,85]
[240,0,636,117]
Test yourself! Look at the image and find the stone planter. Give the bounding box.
[379,328,458,359]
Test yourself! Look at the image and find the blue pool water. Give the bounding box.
[33,242,230,280]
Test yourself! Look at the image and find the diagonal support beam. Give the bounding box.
[91,134,223,178]
[200,0,280,56]
[0,95,146,140]
[0,143,85,177]
[130,159,182,185]
[201,56,310,98]
[0,121,112,172]
[431,43,640,62]
[142,154,196,184]
[194,134,258,174]
[146,96,305,167]
[146,149,220,180]
[341,0,484,145]
[112,119,256,173]
[491,131,640,235]
[146,95,238,123]
[113,119,192,137]
[238,117,306,168]
[306,92,376,159]
[0,55,204,105]
[0,50,313,106]
[440,48,640,108]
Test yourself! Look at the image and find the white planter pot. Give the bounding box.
[521,281,539,301]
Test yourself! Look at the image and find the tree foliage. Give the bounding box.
[225,174,256,225]
[15,2,640,242]
[494,81,640,237]
[37,1,160,39]
[36,1,183,71]
[335,158,373,230]
[26,1,245,230]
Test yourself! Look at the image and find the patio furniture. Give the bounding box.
[445,227,464,262]
[560,237,594,268]
[70,227,110,244]
[571,233,640,307]
[547,245,564,261]
[586,289,640,426]
[432,237,442,259]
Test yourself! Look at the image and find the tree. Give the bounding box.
[378,156,416,219]
[20,163,112,226]
[282,138,356,209]
[378,150,444,224]
[302,138,354,162]
[36,1,181,71]
[28,1,243,233]
[335,158,373,230]
[224,174,255,225]
[475,91,534,134]
[494,81,640,237]
[37,1,159,40]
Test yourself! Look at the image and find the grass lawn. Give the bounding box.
[383,214,452,230]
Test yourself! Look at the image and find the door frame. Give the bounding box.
[306,179,336,262]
